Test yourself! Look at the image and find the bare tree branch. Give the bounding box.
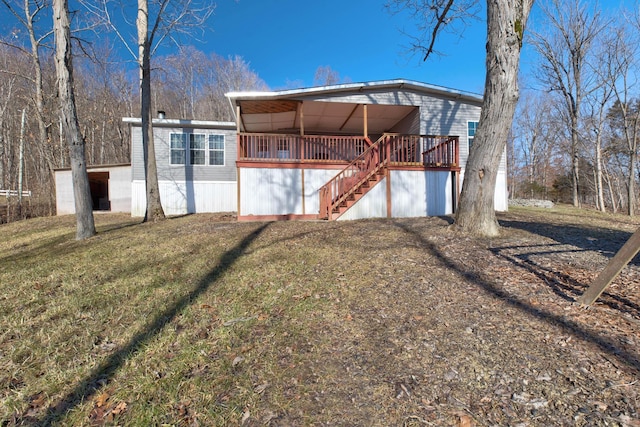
[385,0,481,61]
[423,0,454,60]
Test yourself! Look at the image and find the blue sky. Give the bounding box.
[199,0,637,93]
[0,0,487,93]
[3,0,634,95]
[202,0,488,93]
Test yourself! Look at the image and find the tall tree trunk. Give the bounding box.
[137,0,165,222]
[24,0,51,167]
[53,0,96,239]
[595,132,605,212]
[454,0,533,236]
[571,123,581,207]
[18,109,25,217]
[628,150,636,216]
[23,0,58,213]
[603,165,617,213]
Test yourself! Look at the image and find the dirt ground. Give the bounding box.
[259,207,640,426]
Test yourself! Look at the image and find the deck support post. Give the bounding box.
[299,102,305,162]
[301,169,306,215]
[386,168,392,218]
[363,104,368,139]
[237,165,241,217]
[299,102,305,136]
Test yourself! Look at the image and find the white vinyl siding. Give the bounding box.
[131,180,237,216]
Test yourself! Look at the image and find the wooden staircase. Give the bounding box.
[319,136,387,220]
[318,134,460,220]
[330,163,386,219]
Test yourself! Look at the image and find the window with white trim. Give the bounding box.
[189,134,206,165]
[468,121,479,151]
[209,134,225,165]
[171,132,226,166]
[170,133,187,165]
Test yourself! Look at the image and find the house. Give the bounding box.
[54,163,132,215]
[227,79,507,221]
[63,79,505,220]
[123,118,238,217]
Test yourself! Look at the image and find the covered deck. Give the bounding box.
[227,80,472,221]
[236,132,459,170]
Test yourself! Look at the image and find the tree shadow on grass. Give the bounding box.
[489,242,640,320]
[499,218,639,264]
[0,217,142,265]
[31,222,271,426]
[392,221,640,374]
[496,218,640,319]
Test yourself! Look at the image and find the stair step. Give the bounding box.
[326,161,387,220]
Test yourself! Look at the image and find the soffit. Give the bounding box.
[237,100,416,134]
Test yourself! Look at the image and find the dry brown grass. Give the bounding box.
[0,207,639,426]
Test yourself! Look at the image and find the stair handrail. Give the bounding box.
[319,135,387,219]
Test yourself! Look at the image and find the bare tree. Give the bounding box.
[511,91,568,200]
[388,0,533,236]
[1,0,52,172]
[73,43,135,165]
[85,0,215,221]
[584,38,616,212]
[154,46,208,119]
[0,47,18,195]
[204,54,268,120]
[313,65,342,86]
[601,24,640,216]
[530,0,608,208]
[1,0,61,215]
[514,92,544,197]
[135,0,165,221]
[154,48,268,121]
[53,0,95,239]
[386,0,482,59]
[454,1,533,236]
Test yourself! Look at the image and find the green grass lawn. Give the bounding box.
[1,214,348,425]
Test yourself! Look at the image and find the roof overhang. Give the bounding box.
[226,79,483,134]
[122,117,236,129]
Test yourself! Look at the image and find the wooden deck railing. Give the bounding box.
[238,133,459,168]
[385,134,459,167]
[238,133,368,163]
[421,135,459,167]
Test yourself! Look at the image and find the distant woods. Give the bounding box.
[509,0,640,215]
[0,44,266,220]
[152,47,268,122]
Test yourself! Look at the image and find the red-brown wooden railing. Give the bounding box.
[238,133,368,163]
[319,136,383,220]
[385,134,459,167]
[421,135,459,167]
[238,133,458,168]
